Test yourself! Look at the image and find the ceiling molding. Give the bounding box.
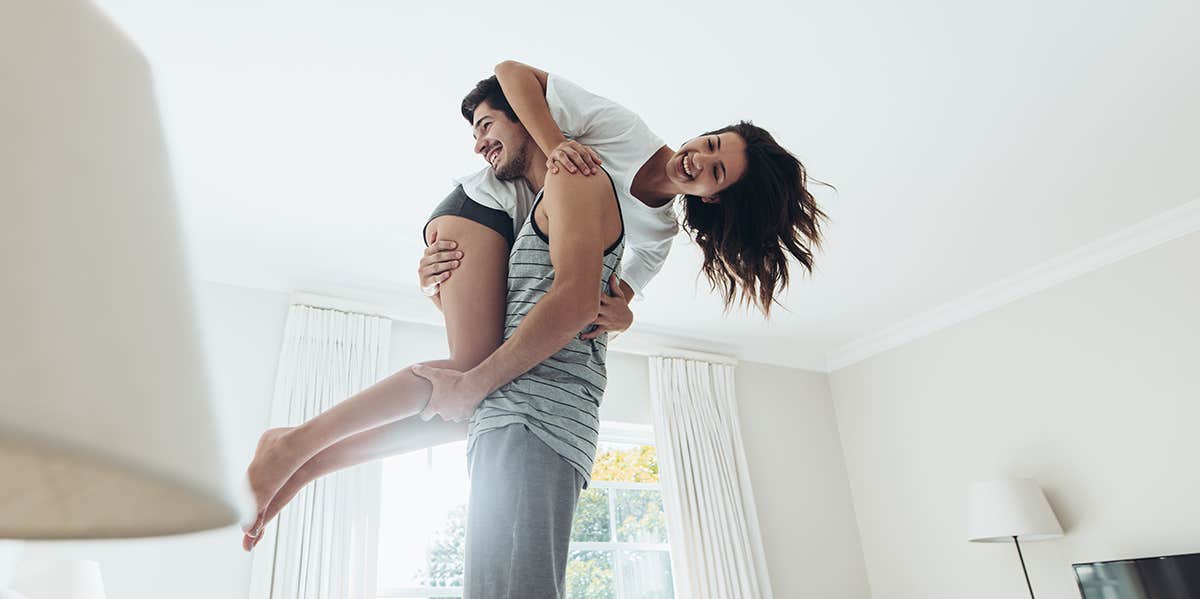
[825,197,1200,372]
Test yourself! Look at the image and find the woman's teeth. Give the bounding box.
[682,154,694,179]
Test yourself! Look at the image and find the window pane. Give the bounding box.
[422,504,466,588]
[592,442,659,483]
[614,489,669,544]
[570,487,610,542]
[618,550,674,599]
[567,550,615,599]
[377,440,469,591]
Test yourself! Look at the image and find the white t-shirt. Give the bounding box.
[453,74,678,297]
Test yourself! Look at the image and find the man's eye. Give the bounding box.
[707,139,714,151]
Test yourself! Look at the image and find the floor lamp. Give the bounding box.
[1,0,246,540]
[968,479,1064,599]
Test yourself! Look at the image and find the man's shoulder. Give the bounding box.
[541,169,618,206]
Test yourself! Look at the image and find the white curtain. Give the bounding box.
[648,356,774,599]
[248,304,391,599]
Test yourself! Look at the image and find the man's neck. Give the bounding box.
[521,150,550,194]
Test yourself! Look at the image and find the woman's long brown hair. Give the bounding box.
[681,122,827,316]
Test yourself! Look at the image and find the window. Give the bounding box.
[567,433,675,599]
[376,440,469,598]
[374,424,675,599]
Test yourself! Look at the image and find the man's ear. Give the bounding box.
[701,195,721,204]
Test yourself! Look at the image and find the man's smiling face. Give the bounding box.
[471,100,533,181]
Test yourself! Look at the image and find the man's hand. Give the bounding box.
[411,364,490,423]
[547,140,602,176]
[418,237,462,299]
[581,275,632,340]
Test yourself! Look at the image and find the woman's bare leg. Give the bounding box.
[243,214,508,532]
[243,417,469,550]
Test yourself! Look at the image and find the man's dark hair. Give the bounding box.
[461,76,519,124]
[681,121,828,316]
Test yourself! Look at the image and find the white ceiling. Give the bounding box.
[94,0,1200,371]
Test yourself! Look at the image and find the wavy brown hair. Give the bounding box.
[681,121,826,316]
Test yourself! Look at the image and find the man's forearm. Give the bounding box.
[467,285,594,395]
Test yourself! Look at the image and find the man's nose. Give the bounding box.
[474,137,488,155]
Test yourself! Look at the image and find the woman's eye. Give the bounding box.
[707,139,714,151]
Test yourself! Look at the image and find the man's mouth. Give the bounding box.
[487,145,502,167]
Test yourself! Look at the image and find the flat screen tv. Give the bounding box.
[1074,552,1200,599]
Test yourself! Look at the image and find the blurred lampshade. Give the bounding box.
[11,561,106,599]
[968,478,1064,543]
[0,0,245,537]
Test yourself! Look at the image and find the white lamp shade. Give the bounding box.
[968,478,1064,543]
[0,0,244,537]
[11,560,106,599]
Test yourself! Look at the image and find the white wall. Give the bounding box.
[735,362,871,599]
[829,232,1200,599]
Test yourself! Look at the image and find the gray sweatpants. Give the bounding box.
[463,423,584,599]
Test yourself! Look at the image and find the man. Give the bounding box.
[412,78,627,598]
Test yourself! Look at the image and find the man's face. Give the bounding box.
[471,101,533,181]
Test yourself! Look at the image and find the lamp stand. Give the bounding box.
[1013,535,1036,599]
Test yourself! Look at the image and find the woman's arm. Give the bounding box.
[494,60,601,175]
[493,61,558,155]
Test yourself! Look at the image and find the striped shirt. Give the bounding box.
[466,179,625,488]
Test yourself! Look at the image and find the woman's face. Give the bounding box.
[667,131,748,202]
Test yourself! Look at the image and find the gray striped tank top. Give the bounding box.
[466,178,625,488]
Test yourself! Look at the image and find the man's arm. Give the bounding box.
[468,170,617,393]
[412,171,619,409]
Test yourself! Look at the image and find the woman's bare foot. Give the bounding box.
[243,426,306,535]
[242,458,314,551]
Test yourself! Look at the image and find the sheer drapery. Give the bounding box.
[248,304,390,599]
[648,356,773,599]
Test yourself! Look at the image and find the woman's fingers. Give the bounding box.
[581,149,600,175]
[568,147,598,175]
[568,148,594,175]
[561,150,580,173]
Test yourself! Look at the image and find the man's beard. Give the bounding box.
[495,139,530,181]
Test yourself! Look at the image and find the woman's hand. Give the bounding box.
[418,238,462,300]
[547,140,602,176]
[581,275,633,340]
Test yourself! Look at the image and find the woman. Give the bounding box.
[241,61,825,549]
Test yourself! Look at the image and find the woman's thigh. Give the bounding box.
[425,214,509,367]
